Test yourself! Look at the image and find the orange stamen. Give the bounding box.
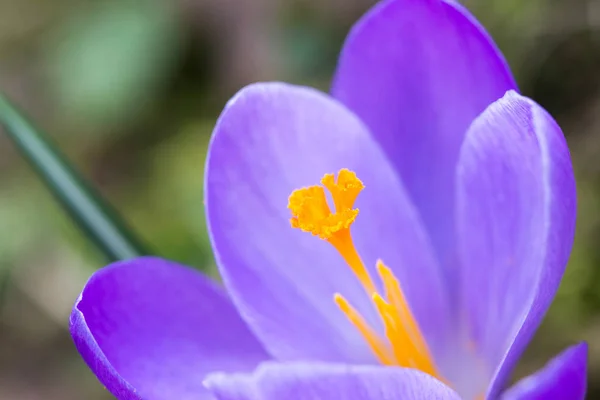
[334,293,394,365]
[376,261,438,376]
[328,230,377,296]
[287,169,442,381]
[287,169,375,295]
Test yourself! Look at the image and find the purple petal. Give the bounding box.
[502,343,587,400]
[204,362,461,400]
[70,257,270,400]
[455,92,576,397]
[331,0,517,286]
[205,82,450,365]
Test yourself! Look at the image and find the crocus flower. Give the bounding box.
[70,0,587,399]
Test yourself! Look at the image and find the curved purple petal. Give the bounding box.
[204,362,461,400]
[205,82,450,365]
[455,92,576,397]
[502,343,587,400]
[332,0,517,286]
[70,257,270,400]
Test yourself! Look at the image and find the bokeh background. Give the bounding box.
[0,0,598,398]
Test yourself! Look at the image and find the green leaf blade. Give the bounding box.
[0,93,152,262]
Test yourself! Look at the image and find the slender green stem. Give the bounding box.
[0,93,152,262]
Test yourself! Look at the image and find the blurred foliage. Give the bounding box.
[0,0,600,399]
[46,1,181,129]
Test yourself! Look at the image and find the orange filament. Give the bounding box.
[287,169,441,380]
[334,294,394,365]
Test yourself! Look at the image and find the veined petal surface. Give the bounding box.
[205,362,461,400]
[70,257,270,400]
[205,82,449,365]
[332,0,517,287]
[455,92,576,397]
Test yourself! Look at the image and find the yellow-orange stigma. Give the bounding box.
[287,169,441,380]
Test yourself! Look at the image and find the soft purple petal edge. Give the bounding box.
[502,342,587,400]
[70,298,141,400]
[443,0,517,84]
[485,94,577,397]
[204,362,461,400]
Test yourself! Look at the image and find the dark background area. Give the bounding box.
[0,0,599,398]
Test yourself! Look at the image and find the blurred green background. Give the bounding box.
[0,0,598,398]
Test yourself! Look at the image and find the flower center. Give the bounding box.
[288,169,441,379]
